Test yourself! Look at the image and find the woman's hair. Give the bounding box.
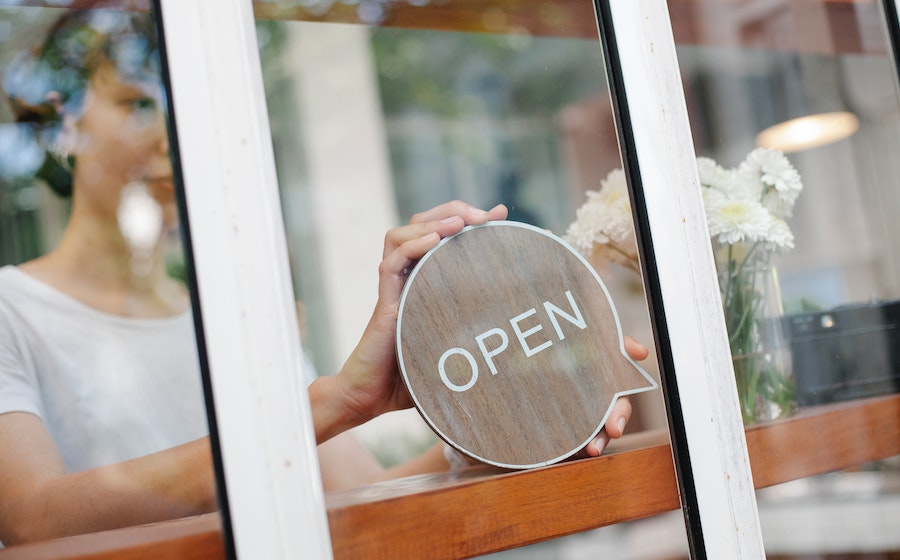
[3,10,160,197]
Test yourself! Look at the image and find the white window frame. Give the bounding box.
[602,1,765,557]
[156,0,765,558]
[157,1,332,558]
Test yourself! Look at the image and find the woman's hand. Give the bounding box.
[311,201,508,442]
[581,336,650,457]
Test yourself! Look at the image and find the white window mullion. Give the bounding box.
[605,1,765,557]
[157,1,332,558]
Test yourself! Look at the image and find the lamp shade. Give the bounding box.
[754,54,859,153]
[756,111,859,153]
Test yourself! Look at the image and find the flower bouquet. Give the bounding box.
[564,148,803,424]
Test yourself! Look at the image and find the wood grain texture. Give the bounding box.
[397,222,655,468]
[251,0,882,55]
[326,443,679,559]
[326,395,900,558]
[1,395,897,559]
[7,0,883,55]
[746,394,900,489]
[0,514,223,560]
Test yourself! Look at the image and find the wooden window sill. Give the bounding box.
[251,0,881,56]
[1,394,897,560]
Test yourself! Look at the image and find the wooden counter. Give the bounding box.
[1,394,897,559]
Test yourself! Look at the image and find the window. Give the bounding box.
[7,1,896,558]
[0,2,217,549]
[671,0,900,556]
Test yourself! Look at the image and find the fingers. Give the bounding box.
[376,231,441,302]
[583,396,633,457]
[382,202,508,271]
[383,216,463,258]
[381,231,440,276]
[409,201,508,225]
[604,396,632,439]
[583,430,609,457]
[623,335,649,362]
[385,202,508,257]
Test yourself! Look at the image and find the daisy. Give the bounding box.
[705,195,772,245]
[739,148,803,218]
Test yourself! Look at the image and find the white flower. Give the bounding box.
[697,157,735,192]
[563,210,604,255]
[563,169,635,256]
[763,217,795,252]
[738,148,803,218]
[700,181,728,209]
[704,194,772,245]
[594,169,635,244]
[731,166,766,203]
[564,149,802,274]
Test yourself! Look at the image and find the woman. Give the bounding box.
[0,9,643,546]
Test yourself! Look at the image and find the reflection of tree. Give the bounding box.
[0,11,59,265]
[370,29,608,230]
[371,29,606,119]
[1,11,56,123]
[0,177,43,265]
[256,19,288,74]
[0,120,69,267]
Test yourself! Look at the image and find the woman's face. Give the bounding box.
[67,62,175,227]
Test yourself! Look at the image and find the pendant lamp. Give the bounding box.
[755,54,859,154]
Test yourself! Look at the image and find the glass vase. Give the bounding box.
[714,241,797,425]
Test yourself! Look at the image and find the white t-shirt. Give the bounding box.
[0,265,209,473]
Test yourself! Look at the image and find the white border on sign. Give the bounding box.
[396,220,659,470]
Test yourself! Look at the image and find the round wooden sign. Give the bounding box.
[396,221,657,469]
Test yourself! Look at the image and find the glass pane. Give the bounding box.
[671,0,900,556]
[0,2,216,548]
[255,2,687,557]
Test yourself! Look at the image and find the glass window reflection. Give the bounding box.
[672,0,900,556]
[0,5,214,547]
[255,2,682,557]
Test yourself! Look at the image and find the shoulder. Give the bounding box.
[0,267,26,326]
[0,265,21,287]
[0,267,43,363]
[0,265,37,304]
[0,269,43,419]
[0,266,50,326]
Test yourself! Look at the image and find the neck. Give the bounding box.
[62,209,165,280]
[22,214,188,318]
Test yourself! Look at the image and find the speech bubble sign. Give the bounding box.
[396,221,657,469]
